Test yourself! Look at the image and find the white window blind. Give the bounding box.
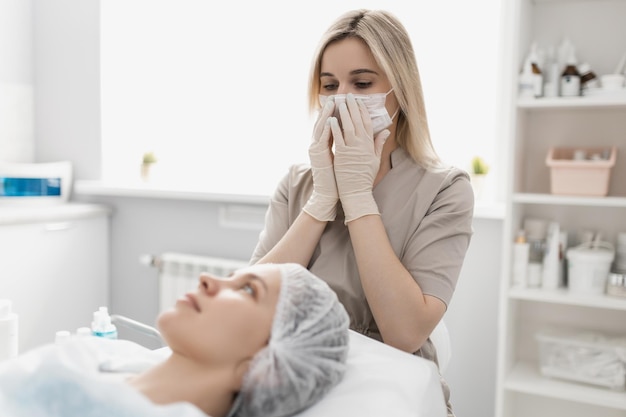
[101,0,502,197]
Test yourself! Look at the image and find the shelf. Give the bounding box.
[518,94,626,109]
[509,287,626,310]
[512,193,626,208]
[504,361,626,410]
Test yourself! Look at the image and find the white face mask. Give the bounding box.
[319,89,398,135]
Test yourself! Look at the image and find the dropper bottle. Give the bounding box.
[560,48,581,97]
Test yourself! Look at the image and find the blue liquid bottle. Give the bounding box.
[91,306,118,339]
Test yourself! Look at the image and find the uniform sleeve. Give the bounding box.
[403,169,474,307]
[249,170,293,264]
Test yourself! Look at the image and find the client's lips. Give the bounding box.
[184,293,200,312]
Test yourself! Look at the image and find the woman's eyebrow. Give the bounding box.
[320,68,379,77]
[227,271,269,293]
[248,274,269,293]
[350,68,378,76]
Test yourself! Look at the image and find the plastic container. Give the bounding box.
[566,241,615,295]
[546,146,617,196]
[607,272,626,298]
[536,328,626,390]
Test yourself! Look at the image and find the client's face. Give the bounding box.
[158,263,282,366]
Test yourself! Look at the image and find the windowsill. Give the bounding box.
[74,180,506,219]
[74,180,271,205]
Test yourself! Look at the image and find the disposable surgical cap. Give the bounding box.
[227,263,350,417]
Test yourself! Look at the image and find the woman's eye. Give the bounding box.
[355,81,373,89]
[322,83,338,92]
[241,283,256,297]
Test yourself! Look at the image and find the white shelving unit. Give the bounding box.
[495,0,626,416]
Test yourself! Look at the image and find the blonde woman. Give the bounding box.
[252,9,474,416]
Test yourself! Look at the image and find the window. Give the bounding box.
[101,0,502,197]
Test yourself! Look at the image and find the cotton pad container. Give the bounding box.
[536,328,626,390]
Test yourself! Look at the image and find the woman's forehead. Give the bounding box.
[321,38,378,72]
[234,264,282,287]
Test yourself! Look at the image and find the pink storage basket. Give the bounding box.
[545,146,617,197]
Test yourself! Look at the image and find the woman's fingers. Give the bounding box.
[329,117,344,147]
[338,93,373,145]
[313,99,336,141]
[373,129,390,157]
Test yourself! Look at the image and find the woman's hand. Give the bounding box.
[332,93,389,223]
[302,99,340,222]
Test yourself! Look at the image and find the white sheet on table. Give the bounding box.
[0,330,446,417]
[0,337,205,417]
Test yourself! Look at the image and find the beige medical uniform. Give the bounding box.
[251,147,474,416]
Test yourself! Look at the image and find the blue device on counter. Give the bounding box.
[0,177,62,197]
[0,161,72,205]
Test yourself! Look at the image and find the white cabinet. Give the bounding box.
[495,0,626,416]
[0,204,111,354]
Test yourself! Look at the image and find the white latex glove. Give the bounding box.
[332,93,389,223]
[302,98,339,221]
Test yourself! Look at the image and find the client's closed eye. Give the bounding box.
[241,283,257,298]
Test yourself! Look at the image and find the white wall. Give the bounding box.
[33,0,101,179]
[0,0,34,162]
[26,2,503,416]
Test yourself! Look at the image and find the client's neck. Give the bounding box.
[127,354,236,417]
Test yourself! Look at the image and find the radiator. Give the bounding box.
[142,252,250,313]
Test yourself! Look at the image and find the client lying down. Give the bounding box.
[0,263,350,417]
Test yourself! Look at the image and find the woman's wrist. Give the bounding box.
[303,192,339,222]
[341,193,379,223]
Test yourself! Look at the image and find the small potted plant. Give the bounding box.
[141,151,158,182]
[470,156,489,199]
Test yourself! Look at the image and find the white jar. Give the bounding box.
[566,242,614,295]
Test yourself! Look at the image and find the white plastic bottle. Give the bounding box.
[541,222,561,289]
[512,230,530,287]
[91,306,118,339]
[0,299,18,361]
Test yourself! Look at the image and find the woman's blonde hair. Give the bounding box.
[308,9,441,169]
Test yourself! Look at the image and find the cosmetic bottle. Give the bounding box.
[76,327,93,338]
[0,299,18,361]
[518,57,535,99]
[519,43,544,98]
[579,62,599,92]
[560,49,581,97]
[529,43,543,97]
[91,306,118,339]
[543,47,559,97]
[525,219,547,288]
[55,330,71,344]
[541,222,561,290]
[512,230,530,287]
